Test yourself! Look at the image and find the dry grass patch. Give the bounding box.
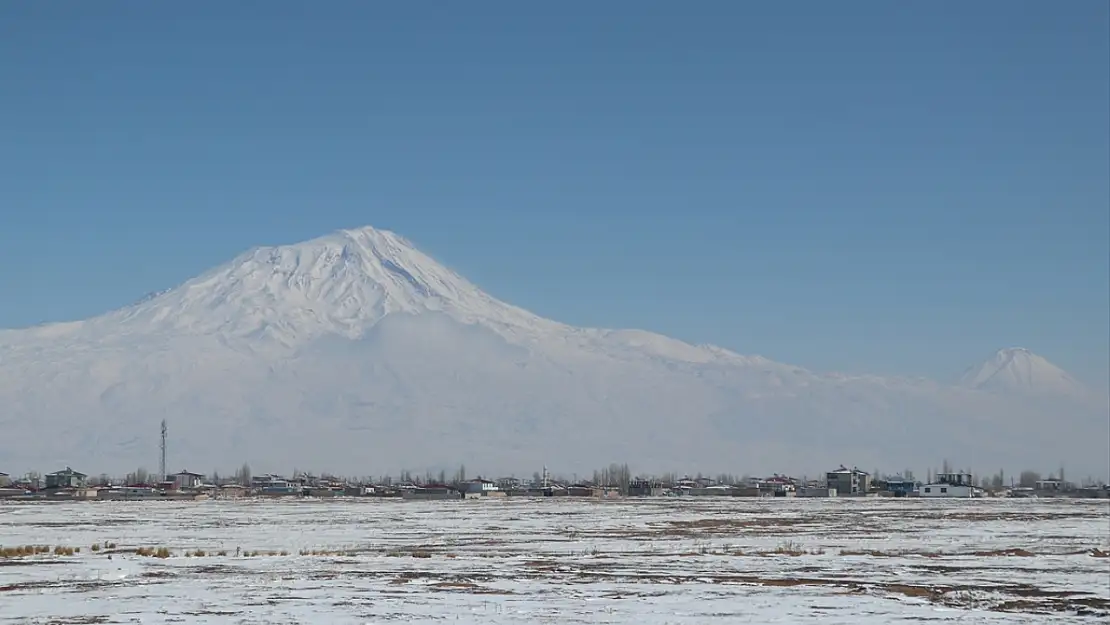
[1,545,84,559]
[769,541,823,556]
[135,547,173,558]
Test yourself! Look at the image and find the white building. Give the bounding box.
[920,472,978,498]
[462,478,502,497]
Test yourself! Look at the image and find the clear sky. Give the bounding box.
[2,2,1108,386]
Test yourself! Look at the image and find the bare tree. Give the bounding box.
[235,463,252,487]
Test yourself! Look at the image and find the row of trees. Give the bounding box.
[12,458,1100,491]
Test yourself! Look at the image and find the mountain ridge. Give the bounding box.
[0,226,1104,477]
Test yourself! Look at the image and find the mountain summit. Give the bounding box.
[958,347,1087,398]
[0,227,1105,477]
[102,226,553,346]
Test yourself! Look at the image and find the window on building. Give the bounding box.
[941,487,948,493]
[924,487,931,493]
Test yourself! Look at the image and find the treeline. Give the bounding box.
[11,459,1104,490]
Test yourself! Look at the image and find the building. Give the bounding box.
[826,466,870,496]
[628,479,665,497]
[172,470,205,490]
[218,484,248,498]
[98,486,159,500]
[402,486,461,500]
[687,485,739,496]
[566,484,600,497]
[0,472,10,488]
[462,478,500,496]
[920,472,977,498]
[45,467,88,490]
[885,479,917,497]
[496,477,523,492]
[1034,479,1073,492]
[763,475,798,497]
[252,474,300,496]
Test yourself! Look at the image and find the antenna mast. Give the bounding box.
[160,419,167,484]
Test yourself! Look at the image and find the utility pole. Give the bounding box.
[160,419,167,485]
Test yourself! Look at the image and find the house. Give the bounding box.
[343,484,375,497]
[496,477,523,492]
[45,467,88,490]
[218,484,248,498]
[885,479,917,497]
[567,484,601,497]
[172,470,205,490]
[98,486,159,500]
[252,474,300,496]
[1034,479,1073,492]
[0,472,10,488]
[826,466,871,496]
[628,479,665,497]
[462,478,500,496]
[763,475,798,497]
[402,486,461,500]
[688,484,742,497]
[920,472,977,498]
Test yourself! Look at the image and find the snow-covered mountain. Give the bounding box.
[959,347,1089,397]
[0,226,1105,478]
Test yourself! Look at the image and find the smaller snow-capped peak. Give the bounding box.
[101,225,555,344]
[959,347,1086,397]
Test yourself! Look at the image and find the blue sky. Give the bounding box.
[2,2,1107,385]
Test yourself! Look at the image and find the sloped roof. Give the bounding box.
[48,467,87,477]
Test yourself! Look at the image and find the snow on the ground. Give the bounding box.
[0,498,1107,624]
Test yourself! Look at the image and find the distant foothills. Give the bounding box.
[1,461,1107,502]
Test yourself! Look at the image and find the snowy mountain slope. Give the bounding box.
[0,226,1105,477]
[958,347,1089,397]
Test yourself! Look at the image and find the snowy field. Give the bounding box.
[1,498,1107,624]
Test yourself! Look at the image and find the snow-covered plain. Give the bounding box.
[1,498,1107,624]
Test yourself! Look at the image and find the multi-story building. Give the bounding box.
[826,466,871,496]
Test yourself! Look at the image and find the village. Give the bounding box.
[1,463,1107,502]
